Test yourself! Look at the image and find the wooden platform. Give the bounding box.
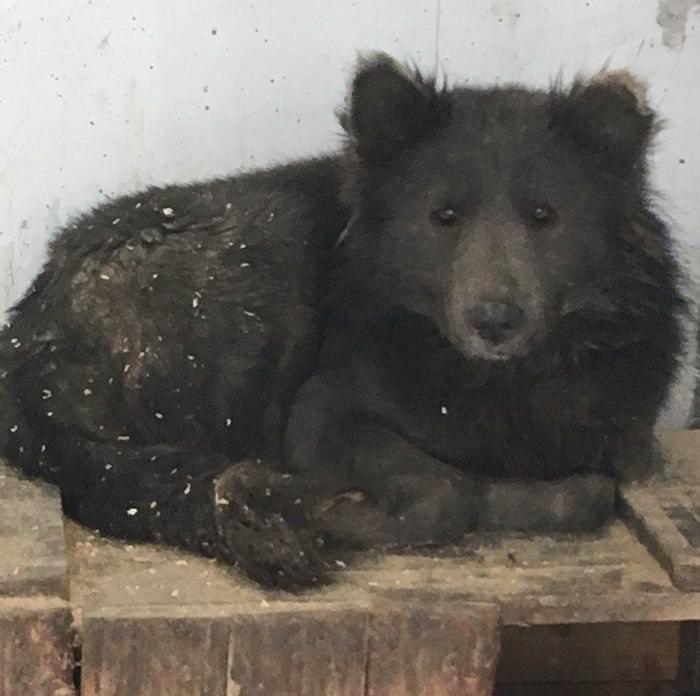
[4,430,700,695]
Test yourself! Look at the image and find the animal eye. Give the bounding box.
[530,203,557,226]
[431,207,459,226]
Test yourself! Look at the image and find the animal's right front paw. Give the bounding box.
[311,473,481,549]
[211,462,331,591]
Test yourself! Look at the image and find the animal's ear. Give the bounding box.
[342,53,450,163]
[549,71,656,171]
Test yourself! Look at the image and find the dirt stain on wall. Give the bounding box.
[657,0,700,49]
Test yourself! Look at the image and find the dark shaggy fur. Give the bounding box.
[0,55,684,589]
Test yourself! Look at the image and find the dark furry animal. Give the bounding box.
[0,55,684,589]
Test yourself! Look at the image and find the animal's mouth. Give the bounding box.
[460,331,532,362]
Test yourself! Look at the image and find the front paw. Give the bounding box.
[312,474,481,549]
[480,474,615,533]
[211,463,330,591]
[385,472,481,545]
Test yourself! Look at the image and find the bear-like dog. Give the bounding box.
[0,54,684,589]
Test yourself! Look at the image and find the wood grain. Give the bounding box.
[366,601,500,696]
[0,599,74,696]
[0,464,74,695]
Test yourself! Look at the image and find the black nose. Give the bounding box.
[468,302,525,344]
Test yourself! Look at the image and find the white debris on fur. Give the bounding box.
[215,493,230,506]
[126,507,138,516]
[441,405,448,415]
[162,207,175,217]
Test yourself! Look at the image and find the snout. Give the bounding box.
[466,301,525,346]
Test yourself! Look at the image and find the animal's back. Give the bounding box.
[1,154,347,493]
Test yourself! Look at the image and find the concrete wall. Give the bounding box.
[1,0,698,422]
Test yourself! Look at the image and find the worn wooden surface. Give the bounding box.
[81,606,373,696]
[0,465,75,696]
[621,430,700,592]
[68,524,501,695]
[366,602,500,696]
[497,623,680,683]
[0,599,75,696]
[495,683,678,696]
[0,466,68,598]
[66,512,700,630]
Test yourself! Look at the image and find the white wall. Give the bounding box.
[1,0,699,422]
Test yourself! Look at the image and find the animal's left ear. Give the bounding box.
[549,72,656,171]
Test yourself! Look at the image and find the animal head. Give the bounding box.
[339,53,660,361]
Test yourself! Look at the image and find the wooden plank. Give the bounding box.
[497,623,679,683]
[80,602,501,696]
[80,615,229,696]
[225,608,368,696]
[71,524,500,695]
[620,430,700,591]
[366,601,500,696]
[0,463,75,695]
[494,682,677,696]
[620,484,700,590]
[0,598,75,696]
[0,464,68,598]
[67,516,700,632]
[345,521,700,625]
[677,621,700,695]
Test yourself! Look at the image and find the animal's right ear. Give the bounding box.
[341,53,450,163]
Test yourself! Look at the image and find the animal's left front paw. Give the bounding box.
[480,474,615,533]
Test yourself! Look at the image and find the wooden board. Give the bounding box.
[0,464,75,696]
[497,623,680,683]
[494,683,677,696]
[0,598,75,696]
[621,430,700,591]
[81,606,368,696]
[366,601,500,696]
[68,524,500,695]
[66,514,700,630]
[0,466,68,598]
